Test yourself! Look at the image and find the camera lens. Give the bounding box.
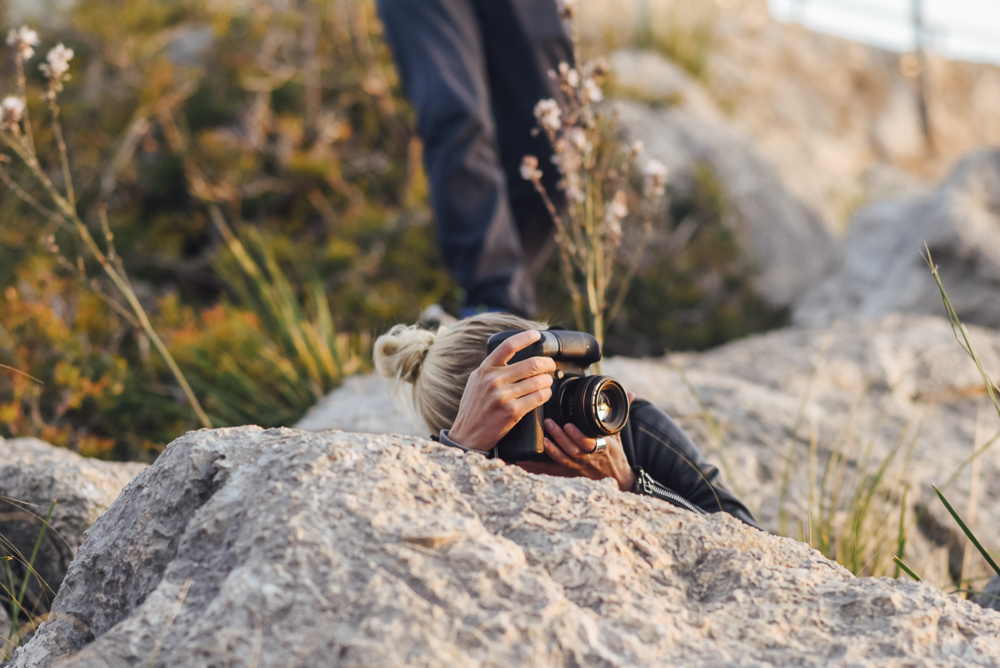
[596,391,613,422]
[556,375,629,437]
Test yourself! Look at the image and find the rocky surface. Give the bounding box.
[297,313,1000,589]
[974,575,1000,612]
[794,149,1000,329]
[13,426,1000,667]
[581,0,1000,232]
[0,438,146,616]
[294,374,422,436]
[612,314,1000,586]
[611,50,837,309]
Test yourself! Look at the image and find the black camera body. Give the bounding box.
[486,329,630,462]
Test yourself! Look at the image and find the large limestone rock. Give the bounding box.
[611,50,837,310]
[0,438,146,617]
[608,314,1000,586]
[13,426,1000,667]
[294,374,423,436]
[794,150,1000,329]
[297,314,1000,589]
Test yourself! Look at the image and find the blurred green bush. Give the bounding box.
[0,0,455,460]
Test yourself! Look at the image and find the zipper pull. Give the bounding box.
[641,470,653,496]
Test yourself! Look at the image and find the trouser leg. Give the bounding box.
[476,0,572,310]
[377,0,570,316]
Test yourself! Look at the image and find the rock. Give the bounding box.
[299,313,1000,589]
[13,426,1000,667]
[607,313,1000,584]
[294,374,425,436]
[794,150,1000,329]
[610,49,721,120]
[871,82,928,163]
[581,0,1000,232]
[610,50,837,311]
[0,438,146,618]
[975,575,1000,612]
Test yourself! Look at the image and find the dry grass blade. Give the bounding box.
[923,246,1000,423]
[959,415,984,595]
[894,485,909,579]
[922,246,1000,585]
[11,501,54,618]
[0,365,43,385]
[3,500,57,652]
[933,485,1000,578]
[893,557,921,582]
[849,418,920,574]
[0,496,72,552]
[777,377,817,537]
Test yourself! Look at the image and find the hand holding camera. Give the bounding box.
[448,330,557,453]
[513,416,636,492]
[449,328,636,491]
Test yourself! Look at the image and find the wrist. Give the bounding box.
[447,425,470,449]
[447,424,492,452]
[620,467,637,492]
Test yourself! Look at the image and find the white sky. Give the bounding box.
[768,0,1000,65]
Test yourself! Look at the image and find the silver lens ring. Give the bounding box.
[580,377,629,436]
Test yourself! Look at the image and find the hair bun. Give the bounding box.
[373,324,438,385]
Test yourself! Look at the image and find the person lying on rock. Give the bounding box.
[374,312,759,527]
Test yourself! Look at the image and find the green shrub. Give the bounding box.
[0,0,454,457]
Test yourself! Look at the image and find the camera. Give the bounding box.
[486,329,630,462]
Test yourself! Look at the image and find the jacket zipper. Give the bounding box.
[639,470,706,514]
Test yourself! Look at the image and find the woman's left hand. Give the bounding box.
[517,418,636,492]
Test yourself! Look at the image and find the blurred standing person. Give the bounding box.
[377,0,573,318]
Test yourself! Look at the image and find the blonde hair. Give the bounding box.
[374,312,546,434]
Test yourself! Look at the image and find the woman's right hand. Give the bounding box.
[447,330,556,452]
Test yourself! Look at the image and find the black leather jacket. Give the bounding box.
[622,400,758,528]
[437,399,758,528]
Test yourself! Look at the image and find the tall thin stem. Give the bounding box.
[528,176,585,329]
[14,53,37,159]
[47,88,76,210]
[1,125,212,429]
[0,164,62,227]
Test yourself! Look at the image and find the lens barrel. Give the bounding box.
[556,375,629,437]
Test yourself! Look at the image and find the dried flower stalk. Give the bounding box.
[521,20,667,349]
[0,28,212,429]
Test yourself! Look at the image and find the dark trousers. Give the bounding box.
[378,0,571,316]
